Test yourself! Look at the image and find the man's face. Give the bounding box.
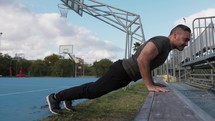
[175,30,190,51]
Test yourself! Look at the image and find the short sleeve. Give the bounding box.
[149,37,164,53]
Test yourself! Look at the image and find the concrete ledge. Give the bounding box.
[134,92,154,121]
[135,80,215,121]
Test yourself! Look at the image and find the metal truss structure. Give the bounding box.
[60,0,145,58]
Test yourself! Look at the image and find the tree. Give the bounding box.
[21,59,32,76]
[51,59,74,77]
[83,64,95,76]
[93,58,113,77]
[44,54,62,66]
[0,53,13,76]
[133,42,141,52]
[44,54,63,75]
[30,60,48,77]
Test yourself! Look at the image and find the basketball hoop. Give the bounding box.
[58,4,69,18]
[63,50,69,54]
[59,45,73,55]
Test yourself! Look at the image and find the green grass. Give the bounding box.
[41,82,148,121]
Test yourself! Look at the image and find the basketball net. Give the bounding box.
[58,4,69,18]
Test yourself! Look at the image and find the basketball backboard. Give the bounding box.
[59,45,73,54]
[61,0,84,16]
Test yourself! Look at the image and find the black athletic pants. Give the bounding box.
[55,60,132,101]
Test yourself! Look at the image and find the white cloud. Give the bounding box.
[0,1,123,64]
[174,8,215,30]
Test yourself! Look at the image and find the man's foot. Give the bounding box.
[46,93,63,115]
[63,100,76,111]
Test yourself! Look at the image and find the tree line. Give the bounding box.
[0,53,113,77]
[0,42,141,77]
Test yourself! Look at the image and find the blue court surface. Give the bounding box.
[0,77,97,121]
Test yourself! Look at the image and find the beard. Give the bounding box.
[177,46,185,51]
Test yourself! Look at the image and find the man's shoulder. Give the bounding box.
[149,36,168,42]
[148,36,170,52]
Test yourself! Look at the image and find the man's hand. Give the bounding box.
[146,84,170,92]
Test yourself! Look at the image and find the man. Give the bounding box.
[46,24,191,114]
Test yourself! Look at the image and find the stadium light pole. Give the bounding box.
[0,32,2,77]
[0,32,2,51]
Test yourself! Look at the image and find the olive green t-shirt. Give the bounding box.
[122,36,172,81]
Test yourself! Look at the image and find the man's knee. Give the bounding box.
[85,87,110,99]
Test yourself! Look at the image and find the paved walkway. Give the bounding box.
[170,82,215,120]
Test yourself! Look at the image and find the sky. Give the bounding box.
[0,0,215,64]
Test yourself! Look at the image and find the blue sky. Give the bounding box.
[23,0,215,38]
[0,0,215,63]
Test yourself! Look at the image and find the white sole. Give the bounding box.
[46,95,60,115]
[63,101,71,111]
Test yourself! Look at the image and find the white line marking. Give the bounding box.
[0,86,70,97]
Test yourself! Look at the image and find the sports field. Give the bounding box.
[0,78,97,121]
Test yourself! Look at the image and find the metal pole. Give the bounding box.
[179,52,181,82]
[167,58,169,82]
[0,32,2,51]
[173,51,176,78]
[83,64,84,77]
[75,63,77,77]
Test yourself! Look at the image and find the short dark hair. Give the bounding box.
[169,24,191,35]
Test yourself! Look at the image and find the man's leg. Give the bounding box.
[46,60,131,114]
[55,60,131,101]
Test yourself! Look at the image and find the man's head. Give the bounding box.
[169,24,191,51]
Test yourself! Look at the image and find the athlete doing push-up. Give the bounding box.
[46,24,191,114]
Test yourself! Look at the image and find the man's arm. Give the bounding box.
[137,42,169,92]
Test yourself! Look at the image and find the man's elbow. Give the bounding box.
[137,57,146,68]
[137,57,143,66]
